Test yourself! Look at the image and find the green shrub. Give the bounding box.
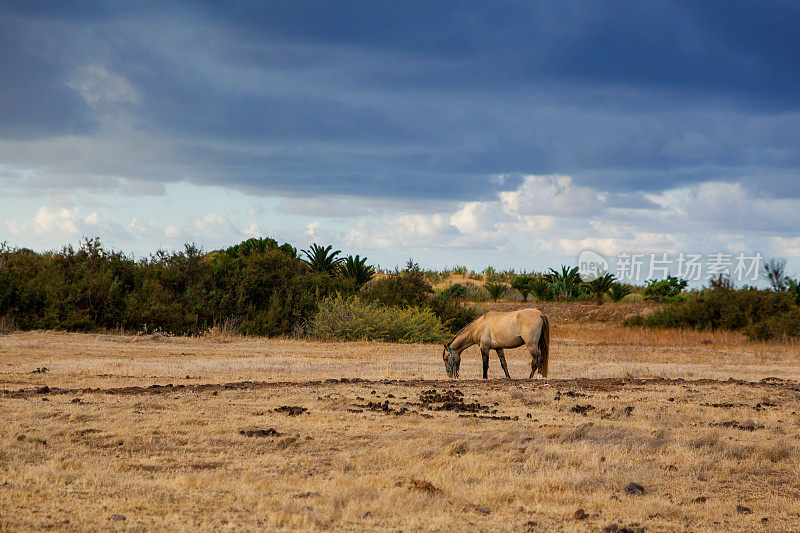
[625,287,800,341]
[641,276,688,302]
[529,277,553,301]
[546,266,581,300]
[0,238,348,336]
[511,275,534,302]
[428,292,479,332]
[447,265,468,277]
[306,295,450,343]
[362,261,433,307]
[485,282,508,301]
[583,272,616,305]
[608,283,633,302]
[440,283,467,299]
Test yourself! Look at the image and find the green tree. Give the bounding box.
[441,283,467,299]
[608,282,633,302]
[762,259,787,291]
[485,282,508,302]
[584,272,616,305]
[363,260,432,308]
[530,277,553,301]
[642,275,688,303]
[786,278,800,305]
[301,244,343,274]
[546,265,581,300]
[339,254,375,287]
[511,275,534,302]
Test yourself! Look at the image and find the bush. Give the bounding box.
[625,287,800,341]
[608,282,633,302]
[511,275,534,302]
[364,264,477,334]
[641,276,688,302]
[440,283,467,299]
[484,282,508,301]
[429,292,479,332]
[306,295,450,343]
[529,277,553,301]
[362,261,433,308]
[0,238,348,336]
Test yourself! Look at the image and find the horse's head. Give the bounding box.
[442,344,460,379]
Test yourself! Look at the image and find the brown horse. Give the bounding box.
[442,308,550,379]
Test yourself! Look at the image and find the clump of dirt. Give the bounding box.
[420,389,463,403]
[458,413,518,420]
[420,389,483,413]
[571,404,595,415]
[30,367,48,374]
[714,420,764,431]
[275,406,307,416]
[352,399,409,415]
[624,482,645,495]
[555,390,588,400]
[604,524,645,533]
[239,428,281,437]
[409,476,441,493]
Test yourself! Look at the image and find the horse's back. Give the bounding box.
[483,308,543,346]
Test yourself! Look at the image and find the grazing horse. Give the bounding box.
[442,308,550,379]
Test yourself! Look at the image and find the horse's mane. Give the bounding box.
[447,314,485,345]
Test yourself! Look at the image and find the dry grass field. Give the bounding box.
[2,317,800,531]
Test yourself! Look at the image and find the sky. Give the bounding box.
[2,1,800,279]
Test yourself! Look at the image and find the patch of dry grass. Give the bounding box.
[2,322,800,531]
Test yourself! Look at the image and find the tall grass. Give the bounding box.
[306,295,450,343]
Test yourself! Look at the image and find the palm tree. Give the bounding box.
[339,254,375,287]
[301,244,343,274]
[546,265,581,300]
[511,275,534,302]
[608,282,633,302]
[585,272,616,305]
[530,277,552,301]
[485,282,508,302]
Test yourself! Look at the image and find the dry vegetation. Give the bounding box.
[2,316,800,531]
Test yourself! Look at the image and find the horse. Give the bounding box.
[442,308,550,379]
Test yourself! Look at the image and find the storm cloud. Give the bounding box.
[1,1,800,267]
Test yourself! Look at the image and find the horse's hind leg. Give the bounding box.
[481,348,490,379]
[496,348,511,379]
[527,345,541,379]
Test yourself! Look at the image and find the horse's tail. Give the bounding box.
[539,313,550,378]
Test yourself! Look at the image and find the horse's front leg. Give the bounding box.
[496,348,512,379]
[481,348,490,379]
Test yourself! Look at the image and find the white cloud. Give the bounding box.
[499,175,601,217]
[332,175,800,270]
[305,221,322,240]
[31,206,80,235]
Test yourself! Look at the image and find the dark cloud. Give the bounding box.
[0,1,799,201]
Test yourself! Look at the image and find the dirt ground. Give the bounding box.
[2,323,800,531]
